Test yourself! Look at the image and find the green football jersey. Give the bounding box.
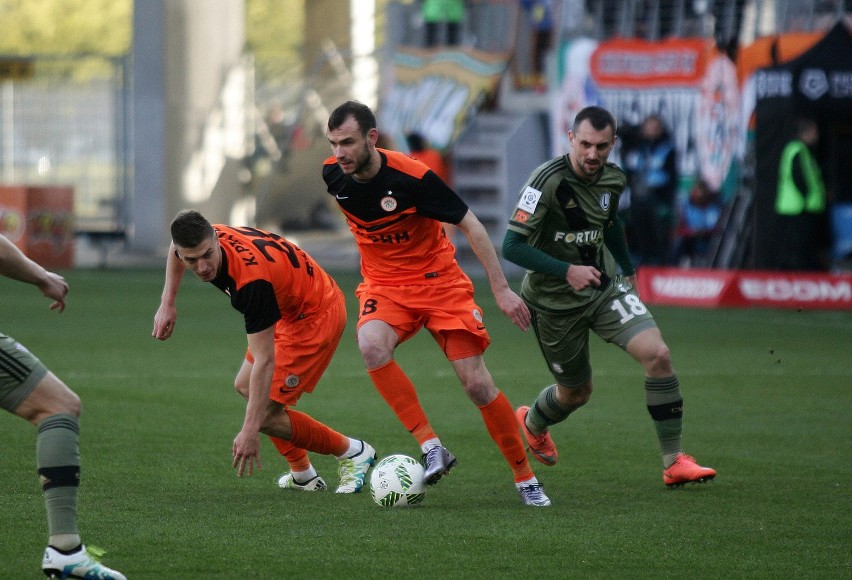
[507,155,627,312]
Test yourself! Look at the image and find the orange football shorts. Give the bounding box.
[355,274,491,361]
[246,287,346,406]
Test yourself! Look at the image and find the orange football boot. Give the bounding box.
[663,453,717,487]
[515,406,558,466]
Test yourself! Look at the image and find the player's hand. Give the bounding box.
[566,265,601,292]
[152,303,177,340]
[495,288,531,331]
[232,430,262,477]
[39,271,68,313]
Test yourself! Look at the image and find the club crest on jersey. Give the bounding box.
[472,309,483,323]
[285,374,300,388]
[599,192,611,211]
[380,195,397,212]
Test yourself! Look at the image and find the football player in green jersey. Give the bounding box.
[502,106,716,487]
[0,234,126,579]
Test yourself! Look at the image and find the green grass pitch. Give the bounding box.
[1,268,849,578]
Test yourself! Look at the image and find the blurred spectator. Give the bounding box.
[623,114,678,266]
[521,0,554,89]
[405,132,450,184]
[774,117,829,271]
[422,0,466,48]
[674,179,723,268]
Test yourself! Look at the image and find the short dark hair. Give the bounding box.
[328,100,376,136]
[170,209,215,248]
[573,106,617,134]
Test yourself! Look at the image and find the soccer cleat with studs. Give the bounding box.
[276,473,328,491]
[421,445,458,485]
[42,545,126,580]
[517,480,552,507]
[515,405,558,466]
[336,440,377,493]
[663,453,717,487]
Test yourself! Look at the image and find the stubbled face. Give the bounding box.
[568,120,616,180]
[175,235,221,282]
[326,115,380,180]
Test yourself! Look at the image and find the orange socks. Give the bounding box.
[368,360,436,445]
[285,410,349,457]
[479,391,534,483]
[268,437,311,472]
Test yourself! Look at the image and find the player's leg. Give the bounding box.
[623,326,682,463]
[235,357,320,488]
[623,326,716,485]
[517,308,593,465]
[14,372,82,552]
[260,407,376,493]
[449,351,550,507]
[2,334,125,579]
[266,297,376,493]
[603,282,716,485]
[356,288,441,448]
[235,357,323,490]
[426,280,550,505]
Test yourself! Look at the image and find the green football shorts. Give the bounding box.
[527,276,657,388]
[0,332,48,412]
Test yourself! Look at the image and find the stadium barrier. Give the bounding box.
[636,267,852,311]
[0,185,74,269]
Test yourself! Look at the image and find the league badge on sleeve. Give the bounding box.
[517,186,542,213]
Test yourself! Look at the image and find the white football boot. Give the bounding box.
[335,440,377,493]
[276,473,328,491]
[42,545,127,580]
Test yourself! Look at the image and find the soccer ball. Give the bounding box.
[369,454,426,507]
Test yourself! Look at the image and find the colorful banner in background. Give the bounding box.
[379,47,509,151]
[554,37,741,193]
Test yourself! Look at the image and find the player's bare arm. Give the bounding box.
[232,326,275,477]
[456,211,531,331]
[0,234,68,312]
[152,242,187,341]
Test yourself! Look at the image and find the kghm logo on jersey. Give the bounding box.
[599,192,611,212]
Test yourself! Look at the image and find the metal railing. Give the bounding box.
[0,54,131,234]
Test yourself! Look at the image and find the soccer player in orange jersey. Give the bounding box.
[323,101,550,507]
[153,210,376,493]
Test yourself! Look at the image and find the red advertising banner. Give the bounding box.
[0,185,74,269]
[590,38,710,87]
[637,267,852,310]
